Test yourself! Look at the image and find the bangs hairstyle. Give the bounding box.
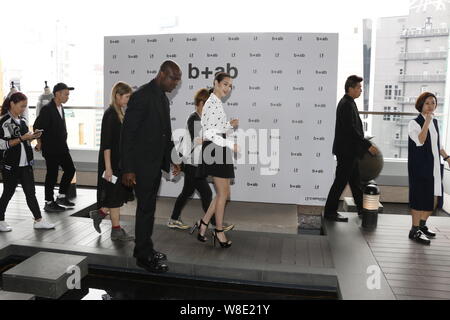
[110,82,133,122]
[415,92,437,113]
[194,88,210,107]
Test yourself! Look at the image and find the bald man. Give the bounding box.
[121,60,182,273]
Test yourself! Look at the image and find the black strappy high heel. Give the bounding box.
[212,229,232,248]
[190,219,209,242]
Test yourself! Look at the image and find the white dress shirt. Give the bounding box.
[408,114,442,196]
[201,93,234,150]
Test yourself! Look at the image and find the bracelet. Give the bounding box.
[444,156,450,161]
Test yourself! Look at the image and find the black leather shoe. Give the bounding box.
[136,258,169,273]
[419,226,436,238]
[324,213,348,222]
[409,230,431,245]
[152,250,167,261]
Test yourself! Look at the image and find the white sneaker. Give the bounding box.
[0,221,12,232]
[34,220,56,230]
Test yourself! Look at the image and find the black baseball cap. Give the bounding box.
[53,83,74,94]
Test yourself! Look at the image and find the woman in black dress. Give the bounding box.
[90,82,134,241]
[191,72,239,248]
[408,92,450,245]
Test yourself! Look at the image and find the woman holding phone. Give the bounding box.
[0,92,55,232]
[90,82,134,241]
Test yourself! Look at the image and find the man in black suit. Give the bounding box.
[323,75,379,222]
[121,61,181,273]
[34,83,76,213]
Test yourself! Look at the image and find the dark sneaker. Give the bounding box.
[90,210,106,233]
[111,228,134,241]
[44,201,66,213]
[419,226,436,238]
[56,197,75,207]
[409,230,431,245]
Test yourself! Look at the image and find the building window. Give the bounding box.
[393,107,400,121]
[385,85,392,100]
[395,132,400,140]
[399,69,403,75]
[394,154,399,158]
[383,107,391,121]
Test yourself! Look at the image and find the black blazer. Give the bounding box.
[120,79,175,183]
[332,94,371,158]
[33,99,69,157]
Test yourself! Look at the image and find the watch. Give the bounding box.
[444,156,450,161]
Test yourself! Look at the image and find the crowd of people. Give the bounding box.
[0,60,446,274]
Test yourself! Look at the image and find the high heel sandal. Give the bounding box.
[212,229,232,248]
[190,219,209,242]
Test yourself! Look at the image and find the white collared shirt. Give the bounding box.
[201,93,234,150]
[408,114,442,196]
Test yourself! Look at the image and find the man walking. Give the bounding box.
[323,75,379,222]
[34,83,76,213]
[121,60,181,273]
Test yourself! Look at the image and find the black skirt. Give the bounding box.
[97,173,133,209]
[197,136,234,179]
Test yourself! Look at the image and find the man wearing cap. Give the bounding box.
[33,83,76,213]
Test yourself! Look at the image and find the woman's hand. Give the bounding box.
[194,137,203,145]
[104,168,113,182]
[21,132,37,141]
[425,112,434,123]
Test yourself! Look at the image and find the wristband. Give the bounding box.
[444,156,450,161]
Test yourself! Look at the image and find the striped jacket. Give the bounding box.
[0,113,34,170]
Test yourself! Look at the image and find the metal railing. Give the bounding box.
[399,74,446,83]
[399,51,447,60]
[396,96,444,105]
[400,28,449,38]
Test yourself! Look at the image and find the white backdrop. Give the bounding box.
[104,33,338,205]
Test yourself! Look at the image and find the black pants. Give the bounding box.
[0,166,41,221]
[44,152,76,202]
[324,155,363,214]
[171,165,212,220]
[133,172,162,260]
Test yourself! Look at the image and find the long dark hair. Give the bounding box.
[1,92,28,116]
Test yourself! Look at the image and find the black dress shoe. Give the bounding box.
[419,226,436,238]
[152,250,167,261]
[136,258,169,273]
[324,213,348,222]
[409,230,431,245]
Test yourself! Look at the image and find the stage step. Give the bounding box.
[2,252,88,299]
[343,197,384,213]
[0,290,35,300]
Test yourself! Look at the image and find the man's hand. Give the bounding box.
[230,119,239,128]
[122,173,136,187]
[368,145,379,156]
